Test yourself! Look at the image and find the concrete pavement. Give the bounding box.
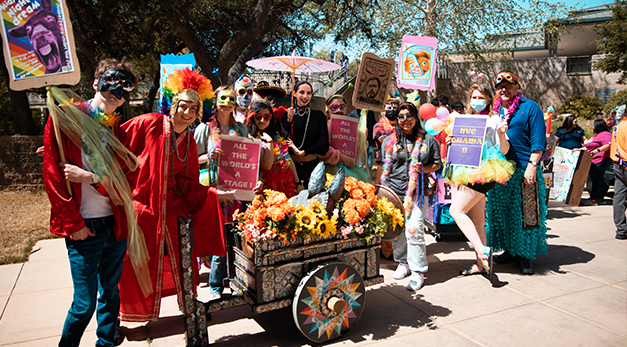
[1,199,625,346]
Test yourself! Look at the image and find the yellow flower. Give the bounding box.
[317,219,336,238]
[309,200,327,217]
[325,173,334,189]
[377,197,404,229]
[296,209,317,230]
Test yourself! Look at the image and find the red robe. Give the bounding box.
[42,117,128,239]
[119,113,225,322]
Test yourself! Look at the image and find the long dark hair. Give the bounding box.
[395,102,425,139]
[559,115,582,134]
[246,101,281,137]
[593,119,609,135]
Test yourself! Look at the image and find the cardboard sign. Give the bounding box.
[159,53,196,112]
[0,0,80,90]
[217,135,261,201]
[550,147,592,206]
[437,178,458,204]
[397,35,438,91]
[329,115,359,162]
[352,52,394,112]
[447,115,488,168]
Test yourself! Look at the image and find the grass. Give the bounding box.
[0,191,55,265]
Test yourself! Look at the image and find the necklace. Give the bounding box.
[493,92,523,124]
[294,107,311,150]
[171,128,190,163]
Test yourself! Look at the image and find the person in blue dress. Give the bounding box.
[555,115,586,150]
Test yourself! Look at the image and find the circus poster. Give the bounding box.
[397,35,438,91]
[0,0,80,90]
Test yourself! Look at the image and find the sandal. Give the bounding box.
[478,246,493,278]
[459,264,487,276]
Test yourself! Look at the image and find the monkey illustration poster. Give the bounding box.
[352,52,394,113]
[0,0,80,90]
[397,35,438,91]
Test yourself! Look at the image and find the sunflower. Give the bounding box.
[296,209,317,230]
[317,219,336,238]
[309,200,327,217]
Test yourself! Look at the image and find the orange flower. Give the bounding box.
[345,210,361,224]
[356,199,371,218]
[252,196,263,209]
[344,176,359,192]
[267,206,285,222]
[360,182,376,195]
[351,188,364,199]
[366,193,377,207]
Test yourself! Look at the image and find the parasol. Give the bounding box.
[246,52,342,107]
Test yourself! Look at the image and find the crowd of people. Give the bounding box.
[41,58,626,347]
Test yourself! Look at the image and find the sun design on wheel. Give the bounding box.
[299,267,363,339]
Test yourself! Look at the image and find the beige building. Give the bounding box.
[436,5,622,112]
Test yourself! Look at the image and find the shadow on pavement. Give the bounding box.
[493,244,596,276]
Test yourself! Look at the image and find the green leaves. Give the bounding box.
[594,0,627,84]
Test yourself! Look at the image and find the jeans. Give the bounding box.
[209,255,227,295]
[589,158,612,200]
[613,163,627,237]
[60,216,127,347]
[392,197,428,273]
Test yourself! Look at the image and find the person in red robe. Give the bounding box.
[118,69,229,322]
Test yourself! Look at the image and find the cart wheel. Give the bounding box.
[292,262,365,343]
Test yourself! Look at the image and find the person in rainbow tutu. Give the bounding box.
[445,84,514,277]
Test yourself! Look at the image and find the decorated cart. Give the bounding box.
[178,167,405,346]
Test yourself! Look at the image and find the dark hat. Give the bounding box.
[254,81,287,98]
[451,102,464,109]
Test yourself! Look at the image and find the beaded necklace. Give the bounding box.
[291,104,311,147]
[493,92,523,124]
[170,122,191,196]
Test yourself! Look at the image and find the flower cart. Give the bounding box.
[191,175,404,345]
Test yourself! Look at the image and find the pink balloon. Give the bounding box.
[436,107,450,120]
[419,103,437,120]
[469,71,477,77]
[478,72,485,79]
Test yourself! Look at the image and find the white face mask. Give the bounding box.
[470,99,487,113]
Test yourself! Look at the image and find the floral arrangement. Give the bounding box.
[235,177,404,244]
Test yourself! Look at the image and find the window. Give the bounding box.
[595,88,616,104]
[567,56,591,74]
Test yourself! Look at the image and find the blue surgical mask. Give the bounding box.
[470,99,487,113]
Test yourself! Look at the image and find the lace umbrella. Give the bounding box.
[246,51,341,107]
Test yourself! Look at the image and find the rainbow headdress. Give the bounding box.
[160,68,215,118]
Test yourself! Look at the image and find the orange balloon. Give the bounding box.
[432,119,445,132]
[445,122,454,135]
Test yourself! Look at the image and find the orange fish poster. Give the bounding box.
[397,35,438,91]
[0,0,80,90]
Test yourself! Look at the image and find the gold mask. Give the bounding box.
[217,89,236,107]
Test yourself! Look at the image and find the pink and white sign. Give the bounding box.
[329,115,359,162]
[218,135,261,201]
[397,35,438,91]
[437,178,458,204]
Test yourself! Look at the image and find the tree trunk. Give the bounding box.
[143,68,161,114]
[0,39,37,134]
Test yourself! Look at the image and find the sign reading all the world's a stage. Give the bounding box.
[447,115,488,168]
[218,135,261,201]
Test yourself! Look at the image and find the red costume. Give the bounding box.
[118,113,225,322]
[42,118,128,239]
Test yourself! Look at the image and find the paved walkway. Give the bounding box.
[1,199,625,346]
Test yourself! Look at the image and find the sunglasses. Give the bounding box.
[398,114,415,122]
[238,88,253,96]
[102,70,134,92]
[495,82,514,91]
[253,113,272,122]
[328,104,347,113]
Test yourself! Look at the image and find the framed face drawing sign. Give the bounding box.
[352,52,394,113]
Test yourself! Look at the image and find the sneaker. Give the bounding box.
[406,272,424,291]
[616,234,627,240]
[208,293,221,301]
[393,263,411,280]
